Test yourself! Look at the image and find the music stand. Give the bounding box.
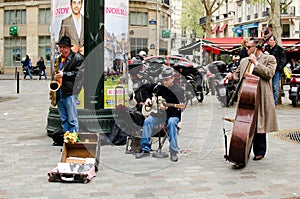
[152,93,168,158]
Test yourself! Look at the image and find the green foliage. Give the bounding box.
[181,0,204,38]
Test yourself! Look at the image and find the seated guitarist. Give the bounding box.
[135,66,185,162]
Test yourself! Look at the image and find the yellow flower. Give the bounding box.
[63,131,81,144]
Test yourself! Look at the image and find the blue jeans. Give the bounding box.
[141,116,179,153]
[57,95,79,133]
[24,67,32,79]
[39,70,47,80]
[272,71,282,105]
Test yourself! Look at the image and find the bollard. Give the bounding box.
[17,71,19,94]
[15,67,17,79]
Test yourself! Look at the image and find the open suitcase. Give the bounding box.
[48,133,100,183]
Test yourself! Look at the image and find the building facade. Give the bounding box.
[0,0,175,74]
[0,0,51,74]
[208,0,300,39]
[128,0,171,58]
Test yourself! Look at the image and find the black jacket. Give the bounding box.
[37,60,46,70]
[59,51,84,97]
[264,44,286,72]
[140,83,185,120]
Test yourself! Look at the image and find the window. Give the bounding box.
[4,9,26,25]
[4,37,26,66]
[39,36,51,62]
[237,4,242,21]
[182,27,187,37]
[282,24,290,38]
[254,3,258,15]
[160,15,168,29]
[130,38,148,58]
[129,12,148,26]
[39,8,51,24]
[246,4,250,18]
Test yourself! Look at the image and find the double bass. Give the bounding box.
[225,27,273,167]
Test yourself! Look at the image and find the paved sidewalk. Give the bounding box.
[0,76,300,199]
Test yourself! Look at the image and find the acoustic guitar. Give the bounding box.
[142,96,186,117]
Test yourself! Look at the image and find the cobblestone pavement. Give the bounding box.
[0,75,300,199]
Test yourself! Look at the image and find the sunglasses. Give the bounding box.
[245,45,254,50]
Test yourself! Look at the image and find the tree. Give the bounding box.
[202,0,226,38]
[252,0,293,46]
[181,0,204,40]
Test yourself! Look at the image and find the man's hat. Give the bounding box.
[160,66,175,79]
[57,35,72,47]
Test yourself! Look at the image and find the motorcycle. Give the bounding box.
[207,61,237,106]
[173,63,204,104]
[195,65,210,95]
[288,66,300,107]
[128,59,164,100]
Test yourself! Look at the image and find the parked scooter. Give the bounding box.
[195,65,210,95]
[128,59,165,101]
[207,61,237,106]
[288,66,300,107]
[173,63,204,104]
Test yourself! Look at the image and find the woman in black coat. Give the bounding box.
[37,57,47,80]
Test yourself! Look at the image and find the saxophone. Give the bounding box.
[49,53,62,106]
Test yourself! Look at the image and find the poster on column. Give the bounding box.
[104,0,129,109]
[51,0,84,109]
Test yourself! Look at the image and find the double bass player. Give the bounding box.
[226,37,278,161]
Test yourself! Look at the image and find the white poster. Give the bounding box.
[51,0,84,55]
[50,0,85,108]
[104,0,129,109]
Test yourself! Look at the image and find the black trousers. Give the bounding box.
[253,132,266,156]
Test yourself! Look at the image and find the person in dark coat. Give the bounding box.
[264,35,287,105]
[53,35,84,133]
[22,55,33,80]
[37,57,47,80]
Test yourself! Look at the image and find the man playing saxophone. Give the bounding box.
[51,35,84,133]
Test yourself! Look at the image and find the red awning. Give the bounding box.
[219,24,227,33]
[204,37,243,50]
[211,25,219,34]
[179,37,300,56]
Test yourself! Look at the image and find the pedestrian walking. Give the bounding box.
[37,57,47,80]
[22,55,33,79]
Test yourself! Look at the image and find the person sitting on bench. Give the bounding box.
[135,66,185,162]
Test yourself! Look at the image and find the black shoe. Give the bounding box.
[135,151,150,159]
[170,151,178,162]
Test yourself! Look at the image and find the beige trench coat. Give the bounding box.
[234,52,279,133]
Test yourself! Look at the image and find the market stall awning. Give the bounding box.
[211,25,219,34]
[178,37,300,56]
[204,37,243,50]
[219,24,228,33]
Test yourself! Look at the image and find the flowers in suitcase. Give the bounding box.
[63,131,81,144]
